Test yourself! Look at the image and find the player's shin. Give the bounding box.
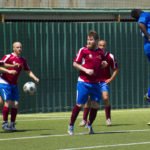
[69,105,81,126]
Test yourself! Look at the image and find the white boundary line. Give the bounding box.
[0,129,150,141]
[59,141,150,150]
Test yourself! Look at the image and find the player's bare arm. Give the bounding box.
[73,62,94,75]
[105,68,119,84]
[139,23,150,41]
[26,70,39,83]
[4,63,20,68]
[0,67,17,75]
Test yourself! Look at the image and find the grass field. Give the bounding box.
[0,108,150,150]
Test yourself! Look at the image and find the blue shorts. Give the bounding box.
[76,81,101,105]
[0,83,19,101]
[144,42,150,61]
[99,82,110,93]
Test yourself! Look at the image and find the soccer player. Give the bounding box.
[131,9,150,125]
[68,31,105,135]
[0,41,39,131]
[79,40,118,126]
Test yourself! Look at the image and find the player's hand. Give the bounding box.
[34,77,39,83]
[85,69,94,75]
[105,79,112,84]
[101,61,108,68]
[8,70,17,75]
[13,63,20,68]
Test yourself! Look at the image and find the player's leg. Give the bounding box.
[79,97,91,127]
[87,83,101,134]
[87,101,99,134]
[144,44,150,101]
[102,91,111,126]
[143,43,150,125]
[100,82,111,126]
[9,85,19,131]
[0,84,12,131]
[68,81,89,135]
[2,100,11,131]
[0,96,4,110]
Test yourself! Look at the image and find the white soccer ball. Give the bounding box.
[23,81,37,95]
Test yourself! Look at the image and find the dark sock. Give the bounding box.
[2,106,9,122]
[70,105,81,126]
[88,108,98,126]
[11,108,18,122]
[105,105,111,119]
[83,107,90,122]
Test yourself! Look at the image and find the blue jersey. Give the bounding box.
[138,12,150,55]
[138,12,150,41]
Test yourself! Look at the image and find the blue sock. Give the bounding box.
[148,87,150,97]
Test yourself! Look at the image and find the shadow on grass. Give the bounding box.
[0,128,52,133]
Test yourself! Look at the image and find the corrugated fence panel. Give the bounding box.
[0,22,149,113]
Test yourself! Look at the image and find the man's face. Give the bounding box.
[87,36,96,49]
[98,41,106,52]
[13,42,22,55]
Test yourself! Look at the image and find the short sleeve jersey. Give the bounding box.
[74,47,104,83]
[0,53,30,85]
[138,12,150,40]
[98,52,118,82]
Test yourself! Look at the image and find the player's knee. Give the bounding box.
[90,101,99,109]
[76,104,83,108]
[103,99,110,106]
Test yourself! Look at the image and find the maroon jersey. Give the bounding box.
[0,53,30,84]
[74,47,104,83]
[99,52,118,82]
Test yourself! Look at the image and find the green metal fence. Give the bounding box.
[0,22,149,113]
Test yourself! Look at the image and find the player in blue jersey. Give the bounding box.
[131,9,150,125]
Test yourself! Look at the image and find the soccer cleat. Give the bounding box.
[9,122,17,131]
[79,120,87,127]
[87,125,94,134]
[2,122,10,131]
[106,118,112,126]
[68,125,74,135]
[144,93,150,102]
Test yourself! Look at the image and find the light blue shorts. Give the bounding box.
[76,81,101,105]
[0,83,19,101]
[99,82,110,93]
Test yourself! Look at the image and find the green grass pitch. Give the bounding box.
[0,108,150,150]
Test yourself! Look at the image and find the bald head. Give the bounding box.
[13,41,22,56]
[13,42,22,48]
[98,40,107,51]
